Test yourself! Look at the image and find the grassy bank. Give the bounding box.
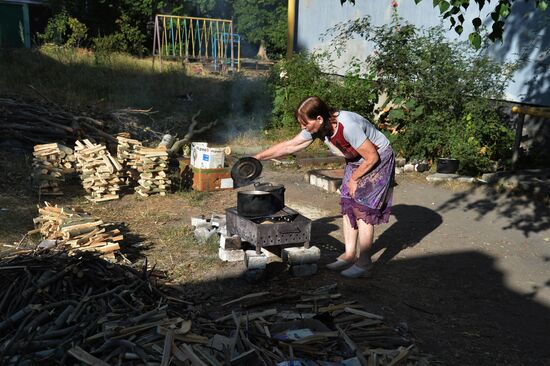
[0,46,273,144]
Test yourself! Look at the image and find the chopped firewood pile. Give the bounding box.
[0,97,116,148]
[32,143,76,196]
[116,135,142,186]
[134,147,170,197]
[28,202,122,259]
[74,139,123,203]
[0,251,429,365]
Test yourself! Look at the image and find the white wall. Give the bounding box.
[296,0,550,106]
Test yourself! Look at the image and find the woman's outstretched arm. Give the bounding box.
[254,134,312,161]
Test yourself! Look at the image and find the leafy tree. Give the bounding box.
[340,0,549,49]
[38,10,88,47]
[233,0,287,59]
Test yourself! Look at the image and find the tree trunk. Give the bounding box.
[256,40,269,61]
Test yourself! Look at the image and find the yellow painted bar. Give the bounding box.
[287,0,295,58]
[512,105,550,119]
[157,14,231,23]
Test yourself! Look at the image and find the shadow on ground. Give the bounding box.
[372,204,443,264]
[437,182,550,237]
[171,249,550,366]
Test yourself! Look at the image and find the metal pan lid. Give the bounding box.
[231,157,263,187]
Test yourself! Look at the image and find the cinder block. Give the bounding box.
[290,263,318,277]
[217,225,228,237]
[218,247,245,262]
[191,216,209,227]
[309,174,318,186]
[210,213,226,228]
[220,234,242,250]
[245,250,267,270]
[327,179,340,193]
[282,246,320,265]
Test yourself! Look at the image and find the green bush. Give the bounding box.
[38,10,88,47]
[92,14,146,57]
[268,52,377,134]
[326,17,516,175]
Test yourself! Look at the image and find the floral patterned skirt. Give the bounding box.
[340,146,395,229]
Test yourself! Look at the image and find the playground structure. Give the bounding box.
[152,14,240,72]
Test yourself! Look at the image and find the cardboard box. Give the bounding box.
[192,167,233,191]
[190,142,225,169]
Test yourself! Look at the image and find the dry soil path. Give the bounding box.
[256,167,550,365]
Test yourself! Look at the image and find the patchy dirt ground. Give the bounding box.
[1,152,549,365]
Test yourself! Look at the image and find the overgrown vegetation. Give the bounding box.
[267,16,515,175]
[267,52,378,138]
[36,0,287,59]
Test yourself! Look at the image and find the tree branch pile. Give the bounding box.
[0,247,429,365]
[0,97,116,150]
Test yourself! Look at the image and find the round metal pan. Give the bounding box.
[231,157,263,187]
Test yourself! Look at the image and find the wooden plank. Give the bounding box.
[68,346,110,366]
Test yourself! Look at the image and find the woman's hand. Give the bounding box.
[348,178,358,198]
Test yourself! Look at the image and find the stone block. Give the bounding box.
[395,167,404,175]
[217,225,228,236]
[191,216,209,227]
[282,246,320,265]
[290,263,318,277]
[403,163,415,172]
[220,233,242,250]
[194,226,217,243]
[218,247,245,262]
[395,157,407,167]
[426,173,459,182]
[245,250,267,270]
[210,213,226,228]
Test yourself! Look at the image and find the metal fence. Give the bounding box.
[152,14,240,72]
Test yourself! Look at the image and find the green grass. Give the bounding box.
[0,46,273,143]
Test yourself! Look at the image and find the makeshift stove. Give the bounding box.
[226,206,311,254]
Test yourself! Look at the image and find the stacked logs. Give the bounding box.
[134,147,171,197]
[74,139,123,202]
[116,134,142,186]
[32,143,75,196]
[29,202,122,259]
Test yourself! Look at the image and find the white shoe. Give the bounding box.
[340,264,372,278]
[326,258,353,271]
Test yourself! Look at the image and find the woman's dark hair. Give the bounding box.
[295,96,338,136]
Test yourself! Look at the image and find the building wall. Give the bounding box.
[295,0,550,107]
[0,2,29,48]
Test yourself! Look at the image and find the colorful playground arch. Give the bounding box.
[152,14,241,72]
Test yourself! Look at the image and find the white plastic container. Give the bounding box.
[190,142,225,169]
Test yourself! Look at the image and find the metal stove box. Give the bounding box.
[225,207,311,247]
